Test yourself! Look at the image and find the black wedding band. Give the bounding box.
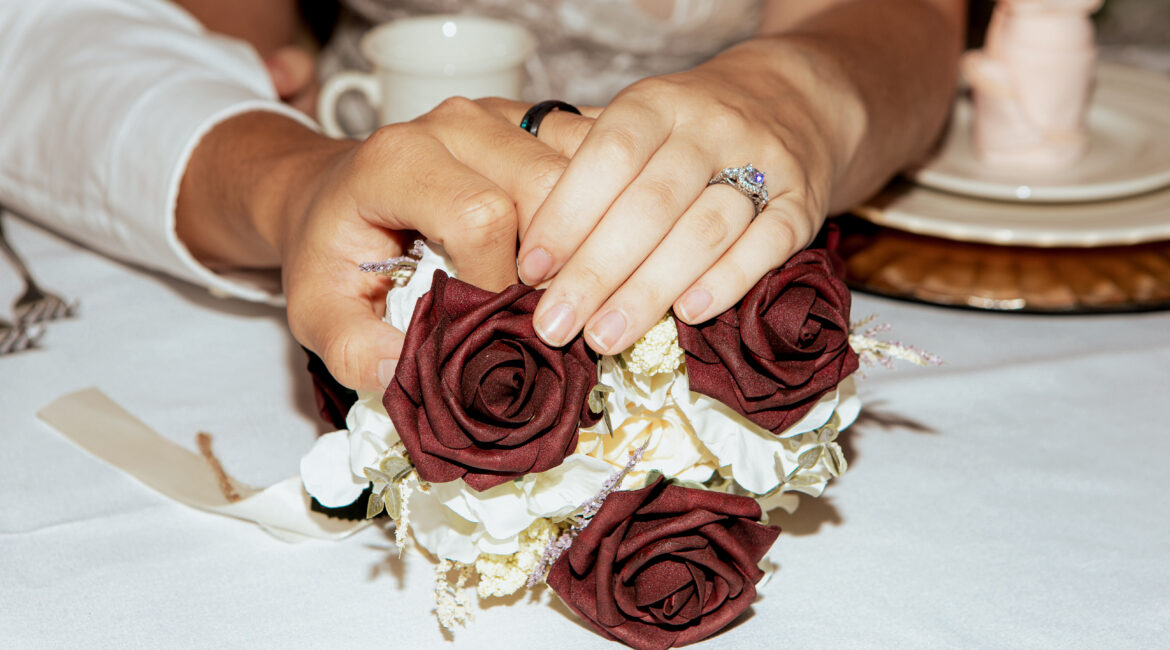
[519,100,582,137]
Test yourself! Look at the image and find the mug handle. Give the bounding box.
[317,71,381,138]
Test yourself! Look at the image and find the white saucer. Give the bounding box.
[855,180,1170,248]
[907,63,1170,203]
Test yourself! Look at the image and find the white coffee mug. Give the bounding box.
[318,15,536,137]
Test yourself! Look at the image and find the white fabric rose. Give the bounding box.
[385,241,455,331]
[299,390,398,508]
[577,404,718,486]
[671,372,859,495]
[299,430,366,508]
[593,343,860,496]
[307,241,865,566]
[425,454,614,556]
[408,481,480,563]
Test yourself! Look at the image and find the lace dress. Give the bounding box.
[320,0,762,129]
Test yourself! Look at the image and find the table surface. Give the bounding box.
[2,213,1168,649]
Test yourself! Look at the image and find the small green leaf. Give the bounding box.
[826,443,847,477]
[363,467,394,485]
[379,456,413,480]
[797,446,823,470]
[601,409,614,437]
[384,486,403,520]
[671,479,708,491]
[366,492,385,519]
[588,383,613,414]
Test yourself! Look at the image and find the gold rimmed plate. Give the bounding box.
[836,216,1170,313]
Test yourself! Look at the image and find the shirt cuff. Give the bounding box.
[109,79,319,307]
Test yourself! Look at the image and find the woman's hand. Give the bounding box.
[519,0,963,356]
[516,39,866,355]
[178,98,572,391]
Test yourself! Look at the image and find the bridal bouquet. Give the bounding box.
[299,238,931,649]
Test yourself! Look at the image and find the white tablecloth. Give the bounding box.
[2,214,1168,648]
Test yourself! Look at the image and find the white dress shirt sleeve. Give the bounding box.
[0,0,317,303]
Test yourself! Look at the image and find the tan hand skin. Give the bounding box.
[171,0,964,392]
[515,0,965,356]
[265,45,319,116]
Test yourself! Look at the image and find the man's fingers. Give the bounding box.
[288,276,406,391]
[348,128,519,290]
[462,98,597,239]
[353,96,604,290]
[430,100,570,238]
[436,182,521,291]
[531,109,596,159]
[477,98,599,159]
[286,95,606,390]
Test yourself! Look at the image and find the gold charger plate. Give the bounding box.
[836,216,1170,313]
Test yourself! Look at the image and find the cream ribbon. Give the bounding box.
[38,388,366,543]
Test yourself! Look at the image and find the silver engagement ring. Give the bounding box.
[708,163,769,217]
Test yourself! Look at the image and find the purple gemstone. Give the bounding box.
[752,172,765,184]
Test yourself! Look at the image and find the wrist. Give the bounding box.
[718,37,868,189]
[177,111,355,268]
[246,116,356,261]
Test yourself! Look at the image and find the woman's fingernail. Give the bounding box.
[677,289,713,322]
[587,310,627,353]
[536,302,575,346]
[518,248,553,285]
[377,358,398,387]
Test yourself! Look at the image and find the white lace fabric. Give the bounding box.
[321,0,762,121]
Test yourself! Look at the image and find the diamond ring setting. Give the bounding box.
[708,163,770,217]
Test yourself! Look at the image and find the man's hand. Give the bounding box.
[178,98,573,391]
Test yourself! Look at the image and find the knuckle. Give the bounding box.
[624,278,668,311]
[484,125,524,155]
[761,207,813,253]
[621,75,686,105]
[474,96,507,113]
[634,178,683,217]
[432,95,480,118]
[528,152,568,196]
[704,99,751,136]
[358,123,416,166]
[450,188,516,243]
[720,258,751,294]
[567,118,593,150]
[366,122,408,147]
[594,126,644,167]
[689,209,732,249]
[320,333,363,388]
[572,261,613,296]
[768,214,800,248]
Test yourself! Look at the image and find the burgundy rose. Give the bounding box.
[384,271,600,491]
[547,479,779,650]
[675,247,859,435]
